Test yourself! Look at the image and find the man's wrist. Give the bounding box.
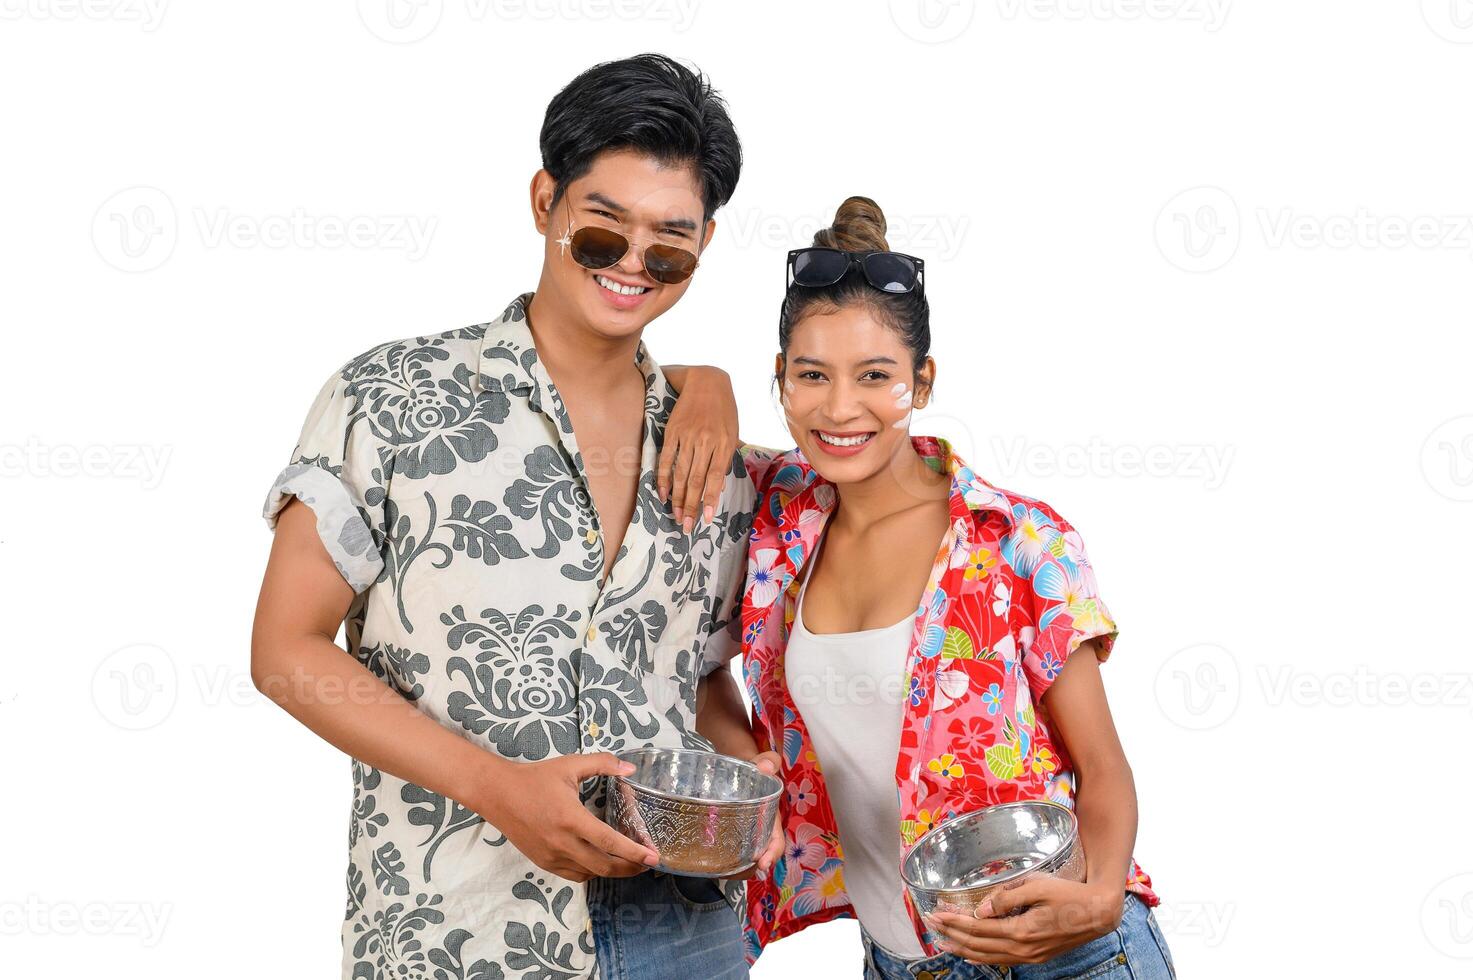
[449,743,511,818]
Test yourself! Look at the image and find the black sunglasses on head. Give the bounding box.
[787,247,925,295]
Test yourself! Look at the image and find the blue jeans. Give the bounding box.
[588,870,747,979]
[862,893,1176,980]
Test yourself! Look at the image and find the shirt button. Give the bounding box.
[585,529,598,545]
[586,624,598,644]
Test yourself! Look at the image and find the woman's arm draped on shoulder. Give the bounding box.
[657,364,741,532]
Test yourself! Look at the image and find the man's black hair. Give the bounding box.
[540,53,742,222]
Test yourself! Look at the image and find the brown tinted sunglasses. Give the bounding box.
[557,196,701,285]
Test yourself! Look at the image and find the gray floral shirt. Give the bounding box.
[262,294,754,980]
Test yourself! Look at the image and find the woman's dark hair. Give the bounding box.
[540,53,742,221]
[778,196,932,380]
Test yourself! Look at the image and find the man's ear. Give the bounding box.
[530,169,556,236]
[699,217,717,254]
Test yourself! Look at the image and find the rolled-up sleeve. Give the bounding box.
[1017,509,1118,698]
[262,366,390,594]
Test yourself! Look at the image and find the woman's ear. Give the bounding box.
[914,356,937,408]
[773,352,785,381]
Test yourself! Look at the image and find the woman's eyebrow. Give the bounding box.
[791,356,899,368]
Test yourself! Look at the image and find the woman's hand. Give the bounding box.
[658,365,740,533]
[926,877,1124,966]
[723,750,785,881]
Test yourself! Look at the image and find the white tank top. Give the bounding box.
[784,533,926,958]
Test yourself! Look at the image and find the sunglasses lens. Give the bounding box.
[569,227,629,270]
[862,253,918,293]
[791,248,850,287]
[644,244,699,284]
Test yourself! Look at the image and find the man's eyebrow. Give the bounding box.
[583,191,697,232]
[584,191,627,213]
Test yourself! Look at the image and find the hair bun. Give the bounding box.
[813,195,890,252]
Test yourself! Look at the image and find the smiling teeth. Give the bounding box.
[596,275,649,296]
[817,432,874,447]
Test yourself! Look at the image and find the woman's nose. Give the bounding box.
[823,384,865,423]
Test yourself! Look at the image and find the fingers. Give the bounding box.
[757,823,784,873]
[569,838,649,879]
[928,909,1019,942]
[565,751,635,781]
[680,437,717,531]
[669,439,695,527]
[933,933,1021,965]
[656,436,677,505]
[750,751,780,775]
[564,805,660,868]
[985,877,1055,917]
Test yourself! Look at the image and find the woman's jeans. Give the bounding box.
[588,870,747,979]
[862,893,1176,980]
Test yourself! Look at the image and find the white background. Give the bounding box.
[3,0,1472,975]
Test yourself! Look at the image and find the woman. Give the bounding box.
[672,197,1174,979]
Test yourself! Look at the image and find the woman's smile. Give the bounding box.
[812,429,877,456]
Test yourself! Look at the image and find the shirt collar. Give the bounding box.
[791,436,1016,537]
[474,292,666,403]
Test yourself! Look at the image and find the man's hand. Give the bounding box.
[724,750,785,881]
[925,876,1124,966]
[657,365,739,534]
[472,752,662,883]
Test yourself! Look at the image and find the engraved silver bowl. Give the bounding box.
[902,800,1085,919]
[605,747,782,878]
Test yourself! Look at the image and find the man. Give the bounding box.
[251,54,773,980]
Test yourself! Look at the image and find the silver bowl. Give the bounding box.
[902,800,1085,918]
[605,747,782,878]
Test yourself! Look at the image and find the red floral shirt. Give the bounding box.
[738,437,1157,962]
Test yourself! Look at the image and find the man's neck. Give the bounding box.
[525,280,644,390]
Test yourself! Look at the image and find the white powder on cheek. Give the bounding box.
[781,378,795,408]
[890,383,913,428]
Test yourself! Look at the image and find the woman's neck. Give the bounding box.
[829,439,950,533]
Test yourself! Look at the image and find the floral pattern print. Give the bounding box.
[737,437,1157,963]
[262,294,754,979]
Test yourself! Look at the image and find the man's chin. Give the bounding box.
[579,293,665,339]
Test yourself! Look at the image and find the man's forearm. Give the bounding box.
[695,665,761,758]
[252,631,502,811]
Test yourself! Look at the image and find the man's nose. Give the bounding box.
[614,241,648,279]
